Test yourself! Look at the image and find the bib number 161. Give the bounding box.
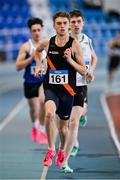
[49,70,68,84]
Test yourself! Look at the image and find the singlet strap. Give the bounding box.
[28,39,36,55]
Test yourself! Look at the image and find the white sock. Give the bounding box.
[39,125,45,133]
[48,146,55,150]
[63,160,68,166]
[34,119,40,129]
[74,139,79,147]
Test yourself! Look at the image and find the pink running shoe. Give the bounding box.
[56,150,65,166]
[43,149,56,166]
[31,127,38,142]
[38,131,48,144]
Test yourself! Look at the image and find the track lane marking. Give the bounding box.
[40,166,49,180]
[0,98,26,131]
[100,93,120,157]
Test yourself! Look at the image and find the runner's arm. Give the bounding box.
[89,39,97,74]
[64,40,86,76]
[87,51,97,82]
[16,43,35,71]
[35,40,49,77]
[86,39,97,81]
[90,51,97,73]
[35,39,49,67]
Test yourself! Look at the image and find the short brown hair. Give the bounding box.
[27,18,43,29]
[53,11,70,23]
[70,10,84,20]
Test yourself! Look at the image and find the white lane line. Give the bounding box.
[0,98,26,131]
[40,166,49,180]
[100,93,120,157]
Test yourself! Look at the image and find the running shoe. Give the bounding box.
[43,149,56,166]
[70,145,79,157]
[56,150,65,166]
[38,131,48,144]
[31,127,38,142]
[61,163,73,173]
[79,115,87,127]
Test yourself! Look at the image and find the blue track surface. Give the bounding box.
[0,59,120,179]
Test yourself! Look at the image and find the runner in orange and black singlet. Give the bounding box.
[43,35,76,120]
[34,11,86,167]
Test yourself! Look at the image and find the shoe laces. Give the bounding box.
[44,150,55,161]
[40,131,47,138]
[58,150,65,162]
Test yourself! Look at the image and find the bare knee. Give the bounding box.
[45,111,55,123]
[59,124,68,135]
[70,117,79,130]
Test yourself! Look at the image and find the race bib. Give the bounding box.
[49,70,68,84]
[76,72,86,86]
[76,59,90,86]
[30,66,36,75]
[85,60,90,72]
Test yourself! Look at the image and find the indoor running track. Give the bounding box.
[0,60,120,180]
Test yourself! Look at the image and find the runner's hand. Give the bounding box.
[86,72,94,82]
[64,48,72,62]
[34,66,44,77]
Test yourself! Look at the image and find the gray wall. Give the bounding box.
[103,0,120,13]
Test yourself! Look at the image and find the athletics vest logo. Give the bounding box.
[49,51,59,54]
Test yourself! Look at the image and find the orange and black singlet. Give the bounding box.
[43,36,76,96]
